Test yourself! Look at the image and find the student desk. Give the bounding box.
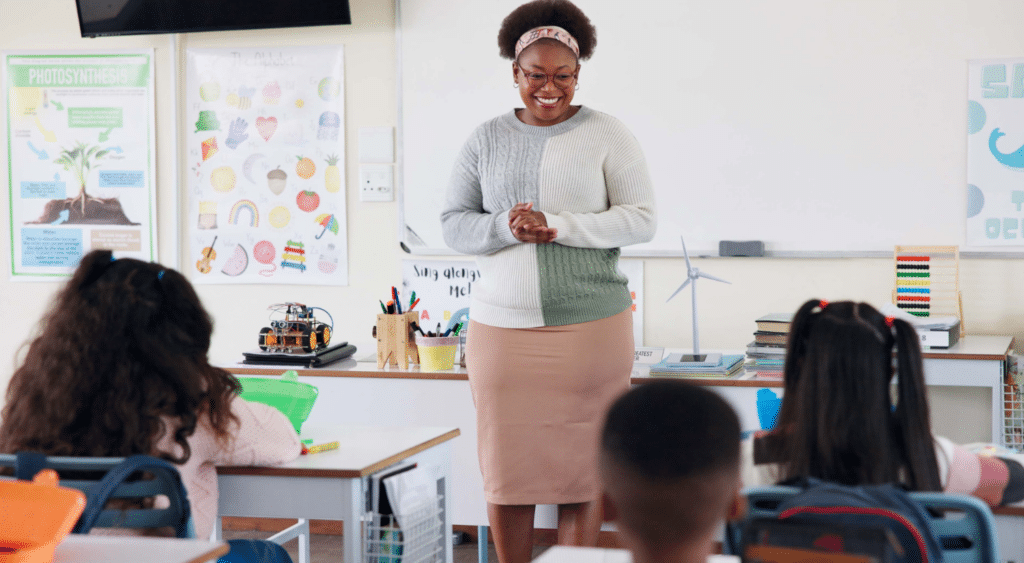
[54,536,228,563]
[214,425,460,563]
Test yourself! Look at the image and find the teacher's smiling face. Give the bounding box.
[513,40,580,127]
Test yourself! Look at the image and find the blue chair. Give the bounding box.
[0,452,293,563]
[0,452,194,538]
[728,485,1000,563]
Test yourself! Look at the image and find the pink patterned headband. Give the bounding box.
[514,26,580,59]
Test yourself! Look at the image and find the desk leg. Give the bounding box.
[344,478,364,563]
[212,516,222,541]
[477,526,488,563]
[996,360,1006,445]
[267,519,311,563]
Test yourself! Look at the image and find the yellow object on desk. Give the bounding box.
[302,440,340,455]
[417,336,458,372]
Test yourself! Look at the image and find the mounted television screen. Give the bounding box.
[75,0,352,37]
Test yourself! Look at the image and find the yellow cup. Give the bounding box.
[416,336,459,372]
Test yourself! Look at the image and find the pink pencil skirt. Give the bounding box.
[465,308,633,505]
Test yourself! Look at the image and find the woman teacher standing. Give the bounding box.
[441,1,656,561]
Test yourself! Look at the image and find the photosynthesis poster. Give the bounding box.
[186,46,347,285]
[5,51,157,279]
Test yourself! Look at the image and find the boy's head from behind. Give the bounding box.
[600,381,741,557]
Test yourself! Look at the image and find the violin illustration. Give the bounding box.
[196,236,218,274]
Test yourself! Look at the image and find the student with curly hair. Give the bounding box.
[440,1,656,561]
[0,249,302,538]
[745,299,1024,507]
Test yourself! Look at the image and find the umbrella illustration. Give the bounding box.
[315,213,339,239]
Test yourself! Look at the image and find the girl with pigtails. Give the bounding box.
[743,299,1024,506]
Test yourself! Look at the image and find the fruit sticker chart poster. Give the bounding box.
[966,59,1024,246]
[185,46,347,285]
[5,52,157,279]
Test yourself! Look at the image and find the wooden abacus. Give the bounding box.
[892,245,964,336]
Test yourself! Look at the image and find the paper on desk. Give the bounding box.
[382,468,438,529]
[879,304,959,329]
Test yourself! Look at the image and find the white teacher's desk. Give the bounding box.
[214,424,460,563]
[636,335,1014,445]
[225,334,1012,531]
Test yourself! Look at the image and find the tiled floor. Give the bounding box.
[222,529,550,563]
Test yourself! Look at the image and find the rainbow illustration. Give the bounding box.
[228,199,259,227]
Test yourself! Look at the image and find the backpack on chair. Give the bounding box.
[731,478,945,563]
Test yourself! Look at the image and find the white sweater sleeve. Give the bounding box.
[540,120,657,248]
[542,159,657,248]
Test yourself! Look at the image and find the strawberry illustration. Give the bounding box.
[296,190,320,213]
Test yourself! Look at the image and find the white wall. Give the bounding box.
[1,0,1021,439]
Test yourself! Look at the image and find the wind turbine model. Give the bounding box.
[666,236,731,365]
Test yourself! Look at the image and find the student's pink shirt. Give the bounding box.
[153,397,302,538]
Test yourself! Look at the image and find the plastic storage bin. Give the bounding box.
[237,370,319,434]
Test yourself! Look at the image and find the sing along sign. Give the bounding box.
[401,258,644,344]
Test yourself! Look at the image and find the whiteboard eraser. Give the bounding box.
[719,240,764,257]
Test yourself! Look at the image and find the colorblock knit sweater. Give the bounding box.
[441,106,657,328]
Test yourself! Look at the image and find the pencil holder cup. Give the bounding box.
[756,388,782,430]
[374,312,420,369]
[416,335,459,372]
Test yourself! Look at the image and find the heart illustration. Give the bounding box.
[255,116,278,142]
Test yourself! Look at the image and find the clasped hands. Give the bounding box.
[509,202,558,243]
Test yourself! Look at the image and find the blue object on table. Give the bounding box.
[218,539,293,563]
[756,388,782,430]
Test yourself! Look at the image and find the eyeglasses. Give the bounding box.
[519,68,577,90]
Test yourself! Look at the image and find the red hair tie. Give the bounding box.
[819,299,829,309]
[885,316,895,328]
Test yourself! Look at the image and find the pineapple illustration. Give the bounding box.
[325,154,341,193]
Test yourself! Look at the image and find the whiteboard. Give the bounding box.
[397,0,1024,256]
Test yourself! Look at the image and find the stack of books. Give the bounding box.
[746,313,793,379]
[648,353,745,378]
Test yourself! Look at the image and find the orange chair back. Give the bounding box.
[0,469,86,563]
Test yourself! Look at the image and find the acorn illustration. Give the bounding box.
[267,167,287,195]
